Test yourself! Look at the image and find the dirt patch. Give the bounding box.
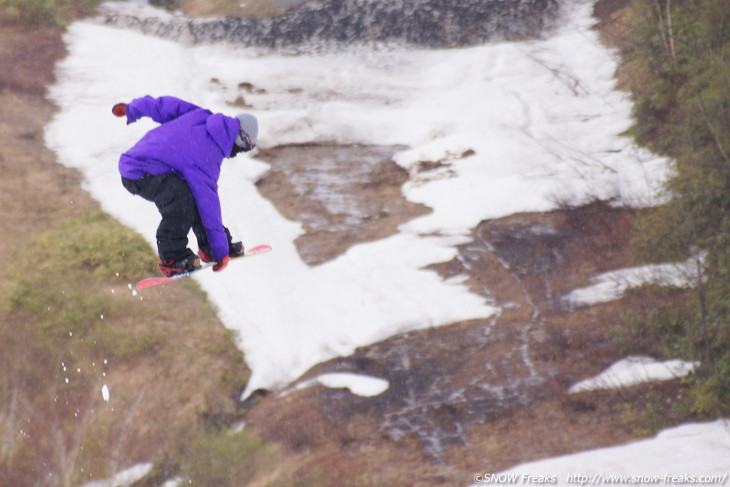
[592,0,632,41]
[0,24,67,94]
[167,0,305,18]
[256,143,430,265]
[591,0,643,93]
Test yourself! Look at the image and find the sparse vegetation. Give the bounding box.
[8,211,160,357]
[615,285,692,359]
[179,427,273,486]
[0,0,102,26]
[615,384,687,437]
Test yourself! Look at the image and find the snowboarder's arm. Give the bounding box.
[182,165,230,262]
[124,96,202,125]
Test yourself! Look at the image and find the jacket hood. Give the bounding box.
[205,113,239,155]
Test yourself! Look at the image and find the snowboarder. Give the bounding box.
[112,95,258,276]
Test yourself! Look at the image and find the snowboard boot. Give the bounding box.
[198,241,244,263]
[158,253,201,277]
[229,241,245,258]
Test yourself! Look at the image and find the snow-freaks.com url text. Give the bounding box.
[472,473,729,485]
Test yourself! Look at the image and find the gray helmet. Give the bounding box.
[235,113,258,151]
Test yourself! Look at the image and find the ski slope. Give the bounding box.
[45,0,669,396]
[46,0,730,483]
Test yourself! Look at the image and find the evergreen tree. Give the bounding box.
[627,0,730,413]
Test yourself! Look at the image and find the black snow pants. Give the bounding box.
[122,174,226,262]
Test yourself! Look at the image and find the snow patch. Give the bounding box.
[471,420,730,487]
[562,256,703,309]
[78,462,153,487]
[287,372,390,397]
[569,356,698,393]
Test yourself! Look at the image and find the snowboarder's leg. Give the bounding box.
[154,176,197,262]
[121,174,197,262]
[191,208,211,256]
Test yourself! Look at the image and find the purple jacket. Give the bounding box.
[119,96,240,260]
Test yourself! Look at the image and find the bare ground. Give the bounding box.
[256,142,430,265]
[161,0,307,19]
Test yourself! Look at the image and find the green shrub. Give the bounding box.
[616,291,689,359]
[18,210,157,281]
[7,211,161,360]
[691,352,730,416]
[0,0,103,26]
[179,428,273,486]
[148,0,175,9]
[0,0,68,26]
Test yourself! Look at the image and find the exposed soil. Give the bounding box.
[174,0,306,18]
[256,143,430,264]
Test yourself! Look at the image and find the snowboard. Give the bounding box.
[135,244,272,290]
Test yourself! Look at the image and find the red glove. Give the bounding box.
[112,103,127,117]
[213,255,229,272]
